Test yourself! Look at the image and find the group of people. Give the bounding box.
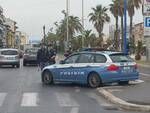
[37,43,56,70]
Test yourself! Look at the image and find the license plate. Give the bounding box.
[122,67,133,73]
[7,57,15,60]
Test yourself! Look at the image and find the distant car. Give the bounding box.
[0,48,20,68]
[41,51,139,88]
[23,48,38,66]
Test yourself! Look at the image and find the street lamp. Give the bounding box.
[123,0,127,54]
[66,0,69,50]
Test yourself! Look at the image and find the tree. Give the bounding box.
[89,5,110,47]
[127,0,141,53]
[110,0,120,50]
[82,30,96,47]
[56,10,83,41]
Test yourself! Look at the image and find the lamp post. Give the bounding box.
[123,0,127,54]
[43,25,46,44]
[66,0,69,50]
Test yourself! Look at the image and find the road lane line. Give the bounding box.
[140,73,150,77]
[129,79,144,84]
[55,93,79,107]
[70,107,79,113]
[21,93,39,107]
[0,93,7,106]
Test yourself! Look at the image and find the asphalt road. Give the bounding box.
[0,64,147,113]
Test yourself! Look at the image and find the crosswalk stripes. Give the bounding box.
[0,92,80,107]
[0,93,7,107]
[55,92,80,107]
[21,93,39,107]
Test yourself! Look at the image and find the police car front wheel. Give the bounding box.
[42,71,53,85]
[88,73,101,88]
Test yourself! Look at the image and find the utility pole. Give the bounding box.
[82,0,84,48]
[123,0,127,54]
[43,25,46,45]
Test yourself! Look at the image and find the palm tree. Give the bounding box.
[118,0,124,51]
[89,5,110,47]
[127,0,141,53]
[82,30,96,47]
[56,11,83,41]
[110,0,119,50]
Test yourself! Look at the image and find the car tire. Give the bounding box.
[16,64,20,68]
[118,81,129,85]
[88,73,101,88]
[42,71,53,85]
[23,61,26,66]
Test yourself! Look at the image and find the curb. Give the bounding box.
[97,88,150,112]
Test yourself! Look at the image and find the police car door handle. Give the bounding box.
[70,66,74,68]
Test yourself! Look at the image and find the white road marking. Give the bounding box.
[140,73,150,77]
[75,89,80,93]
[0,93,7,106]
[109,89,123,92]
[21,93,39,107]
[103,86,123,89]
[129,79,144,85]
[70,107,79,113]
[55,93,79,107]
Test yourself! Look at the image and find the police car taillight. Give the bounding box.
[134,64,138,69]
[107,64,119,71]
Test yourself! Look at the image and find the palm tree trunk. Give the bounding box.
[115,16,119,51]
[121,16,124,51]
[129,16,133,53]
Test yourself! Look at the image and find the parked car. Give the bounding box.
[23,48,38,66]
[0,48,20,68]
[41,51,139,88]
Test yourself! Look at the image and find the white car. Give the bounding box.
[0,48,20,68]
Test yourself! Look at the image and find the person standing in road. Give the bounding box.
[37,43,49,70]
[48,44,56,65]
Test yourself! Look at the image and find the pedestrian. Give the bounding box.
[37,43,49,70]
[48,44,56,65]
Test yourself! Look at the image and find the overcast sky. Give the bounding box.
[0,0,143,40]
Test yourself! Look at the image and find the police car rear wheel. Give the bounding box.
[42,71,53,85]
[88,73,101,88]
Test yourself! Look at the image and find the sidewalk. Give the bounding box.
[98,74,150,111]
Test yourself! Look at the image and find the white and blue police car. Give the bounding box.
[41,51,139,88]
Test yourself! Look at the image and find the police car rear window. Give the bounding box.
[110,54,134,63]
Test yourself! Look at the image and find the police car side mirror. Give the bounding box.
[59,60,65,64]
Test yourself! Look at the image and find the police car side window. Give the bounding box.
[65,54,79,64]
[77,54,94,63]
[95,54,107,63]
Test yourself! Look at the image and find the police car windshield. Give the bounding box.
[110,54,134,63]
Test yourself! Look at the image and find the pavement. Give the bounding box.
[97,65,150,112]
[0,55,149,113]
[0,60,144,113]
[56,54,150,111]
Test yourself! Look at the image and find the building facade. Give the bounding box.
[132,22,144,45]
[5,18,18,48]
[0,6,6,47]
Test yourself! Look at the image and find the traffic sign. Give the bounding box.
[145,17,150,27]
[144,16,150,36]
[144,0,150,5]
[143,4,150,15]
